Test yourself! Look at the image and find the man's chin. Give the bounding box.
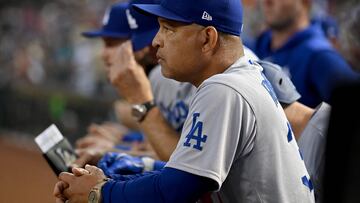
[160,67,171,79]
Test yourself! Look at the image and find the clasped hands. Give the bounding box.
[53,165,108,203]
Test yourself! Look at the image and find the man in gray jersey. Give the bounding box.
[73,0,260,164]
[54,0,315,202]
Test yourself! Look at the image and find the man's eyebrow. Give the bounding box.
[159,18,189,28]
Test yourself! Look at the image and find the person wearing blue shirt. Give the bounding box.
[254,0,359,108]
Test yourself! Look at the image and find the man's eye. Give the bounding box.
[163,25,172,32]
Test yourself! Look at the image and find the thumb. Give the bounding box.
[120,40,133,54]
[117,40,136,63]
[72,167,90,176]
[85,164,104,176]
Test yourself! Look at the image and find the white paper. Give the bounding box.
[34,124,63,153]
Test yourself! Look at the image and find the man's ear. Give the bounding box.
[201,26,219,53]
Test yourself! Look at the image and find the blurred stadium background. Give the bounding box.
[0,0,122,202]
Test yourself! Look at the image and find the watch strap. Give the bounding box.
[138,100,156,122]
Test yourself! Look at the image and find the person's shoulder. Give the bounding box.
[302,24,334,52]
[310,48,356,75]
[198,60,262,97]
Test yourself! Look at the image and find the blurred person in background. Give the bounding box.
[336,2,360,72]
[240,0,265,50]
[253,0,359,108]
[72,1,160,168]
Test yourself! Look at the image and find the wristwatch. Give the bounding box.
[88,178,109,203]
[131,100,156,122]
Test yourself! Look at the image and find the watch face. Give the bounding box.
[132,104,147,120]
[88,191,98,203]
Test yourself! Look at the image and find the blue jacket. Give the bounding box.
[254,24,359,107]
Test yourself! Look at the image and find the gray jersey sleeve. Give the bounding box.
[165,82,256,188]
[298,102,331,202]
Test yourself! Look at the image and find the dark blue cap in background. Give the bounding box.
[133,0,243,36]
[127,0,160,51]
[82,2,131,39]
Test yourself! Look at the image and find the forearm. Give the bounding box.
[102,168,215,203]
[139,107,180,161]
[114,100,140,131]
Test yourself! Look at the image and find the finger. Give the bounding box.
[72,167,90,176]
[85,164,104,176]
[55,197,66,203]
[62,187,72,201]
[76,136,97,149]
[88,123,101,134]
[91,125,114,140]
[120,41,134,57]
[53,181,69,197]
[114,41,134,67]
[75,148,85,156]
[59,172,75,183]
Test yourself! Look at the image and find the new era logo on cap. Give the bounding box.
[202,11,212,21]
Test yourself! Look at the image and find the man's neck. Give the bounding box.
[192,39,244,87]
[271,18,309,50]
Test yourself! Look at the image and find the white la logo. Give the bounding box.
[102,7,111,25]
[126,9,138,29]
[202,11,212,21]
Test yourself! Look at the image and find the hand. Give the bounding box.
[76,122,129,149]
[113,100,140,130]
[88,122,129,142]
[54,181,68,203]
[76,135,116,150]
[108,41,154,104]
[56,165,107,203]
[72,140,155,169]
[98,152,155,176]
[71,147,110,168]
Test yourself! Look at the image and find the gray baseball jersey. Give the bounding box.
[148,46,259,132]
[166,57,315,202]
[298,102,331,203]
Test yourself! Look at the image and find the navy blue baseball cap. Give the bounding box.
[82,2,131,39]
[133,0,243,36]
[127,0,160,51]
